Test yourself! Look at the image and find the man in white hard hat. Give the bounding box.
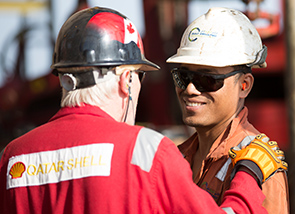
[0,6,288,214]
[167,7,289,214]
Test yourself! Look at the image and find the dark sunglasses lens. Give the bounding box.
[197,75,224,92]
[172,70,224,92]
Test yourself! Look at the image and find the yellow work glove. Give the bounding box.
[229,134,288,187]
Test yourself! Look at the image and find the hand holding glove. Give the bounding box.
[229,133,288,187]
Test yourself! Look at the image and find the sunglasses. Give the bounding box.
[135,71,146,83]
[171,67,251,92]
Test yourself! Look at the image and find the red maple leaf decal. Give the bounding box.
[127,23,135,34]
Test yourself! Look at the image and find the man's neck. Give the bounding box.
[196,113,237,156]
[196,104,245,154]
[191,118,233,180]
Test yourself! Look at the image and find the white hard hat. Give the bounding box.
[167,7,267,68]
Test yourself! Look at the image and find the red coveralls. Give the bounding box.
[0,105,266,214]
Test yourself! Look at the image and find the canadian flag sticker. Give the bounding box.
[124,19,138,44]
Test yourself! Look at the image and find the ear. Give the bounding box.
[239,73,254,99]
[119,69,131,97]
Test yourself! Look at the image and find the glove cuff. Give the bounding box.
[230,160,263,188]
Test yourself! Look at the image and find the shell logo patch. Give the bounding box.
[6,143,114,189]
[9,162,26,179]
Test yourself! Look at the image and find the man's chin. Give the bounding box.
[183,117,201,128]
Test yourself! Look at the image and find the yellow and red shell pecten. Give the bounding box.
[9,162,26,179]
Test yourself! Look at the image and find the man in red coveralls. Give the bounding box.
[0,7,287,214]
[166,7,289,214]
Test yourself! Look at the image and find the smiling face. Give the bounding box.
[175,64,246,130]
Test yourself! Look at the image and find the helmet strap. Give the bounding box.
[247,45,267,68]
[58,68,115,91]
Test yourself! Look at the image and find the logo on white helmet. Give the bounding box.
[188,27,218,42]
[188,27,200,42]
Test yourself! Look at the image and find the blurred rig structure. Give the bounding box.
[0,0,60,146]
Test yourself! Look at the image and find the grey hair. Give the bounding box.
[59,65,141,108]
[59,67,120,108]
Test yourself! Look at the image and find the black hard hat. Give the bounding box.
[51,7,160,72]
